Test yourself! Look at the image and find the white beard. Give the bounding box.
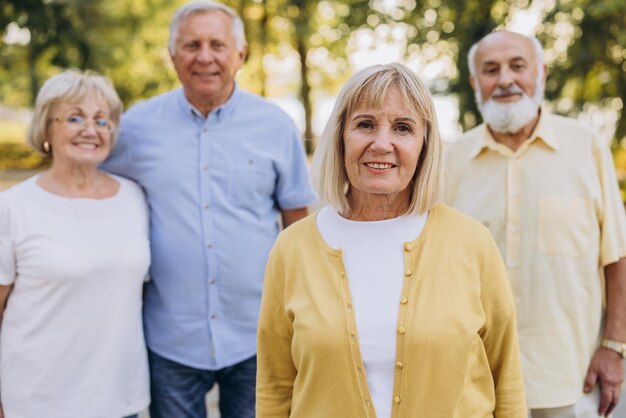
[476,72,544,134]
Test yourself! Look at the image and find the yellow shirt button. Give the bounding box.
[396,361,403,369]
[404,270,412,276]
[404,243,412,251]
[400,297,408,304]
[394,396,401,404]
[398,326,406,334]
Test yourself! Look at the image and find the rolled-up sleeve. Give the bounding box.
[273,124,317,210]
[593,135,626,266]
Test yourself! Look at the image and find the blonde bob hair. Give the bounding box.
[311,63,442,216]
[27,69,123,157]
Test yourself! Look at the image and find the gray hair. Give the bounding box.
[467,32,544,77]
[311,63,442,216]
[27,69,123,158]
[168,1,247,54]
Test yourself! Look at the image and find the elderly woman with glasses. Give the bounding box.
[256,63,526,417]
[0,69,150,418]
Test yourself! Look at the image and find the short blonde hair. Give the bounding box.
[27,69,123,157]
[311,63,442,216]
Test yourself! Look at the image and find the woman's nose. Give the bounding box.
[369,128,394,152]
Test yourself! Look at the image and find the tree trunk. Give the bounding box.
[259,0,268,97]
[28,44,39,106]
[297,35,313,154]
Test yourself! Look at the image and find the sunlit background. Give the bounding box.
[1,0,625,192]
[1,1,626,416]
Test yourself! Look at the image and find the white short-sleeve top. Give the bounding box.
[0,174,151,418]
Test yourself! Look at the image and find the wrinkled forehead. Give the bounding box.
[474,32,537,67]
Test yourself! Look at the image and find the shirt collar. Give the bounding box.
[467,105,559,159]
[177,83,242,122]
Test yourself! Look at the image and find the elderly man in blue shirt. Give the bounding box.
[102,1,316,417]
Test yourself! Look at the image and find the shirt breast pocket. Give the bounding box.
[228,159,276,207]
[538,196,597,256]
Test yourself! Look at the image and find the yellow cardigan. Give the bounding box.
[257,204,526,418]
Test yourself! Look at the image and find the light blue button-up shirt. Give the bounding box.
[102,86,316,369]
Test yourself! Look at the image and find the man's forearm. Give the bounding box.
[604,257,626,342]
[281,207,309,228]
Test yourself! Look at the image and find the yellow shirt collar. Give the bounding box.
[467,105,559,159]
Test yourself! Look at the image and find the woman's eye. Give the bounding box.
[67,115,84,124]
[95,118,109,127]
[396,124,412,132]
[356,121,372,129]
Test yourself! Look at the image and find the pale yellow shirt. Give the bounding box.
[443,109,626,408]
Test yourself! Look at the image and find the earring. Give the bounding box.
[43,141,50,153]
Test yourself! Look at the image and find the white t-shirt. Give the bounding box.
[0,174,151,418]
[316,206,428,418]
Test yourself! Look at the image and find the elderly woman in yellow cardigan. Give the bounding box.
[256,63,526,418]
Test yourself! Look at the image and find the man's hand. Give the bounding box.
[584,347,624,416]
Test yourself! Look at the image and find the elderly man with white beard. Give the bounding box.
[443,31,626,418]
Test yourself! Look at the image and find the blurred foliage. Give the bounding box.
[0,120,27,143]
[541,0,626,143]
[0,0,625,148]
[613,146,626,201]
[0,142,48,169]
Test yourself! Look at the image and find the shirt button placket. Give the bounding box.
[506,157,522,270]
[200,121,218,363]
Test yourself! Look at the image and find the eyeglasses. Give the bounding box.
[54,115,114,134]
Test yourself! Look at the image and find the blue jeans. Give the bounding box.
[148,350,256,418]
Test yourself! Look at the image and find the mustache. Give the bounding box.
[491,84,525,98]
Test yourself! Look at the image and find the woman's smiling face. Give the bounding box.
[343,87,425,211]
[47,97,113,169]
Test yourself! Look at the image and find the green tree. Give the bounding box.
[279,0,369,151]
[542,0,626,143]
[0,0,92,105]
[0,0,180,108]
